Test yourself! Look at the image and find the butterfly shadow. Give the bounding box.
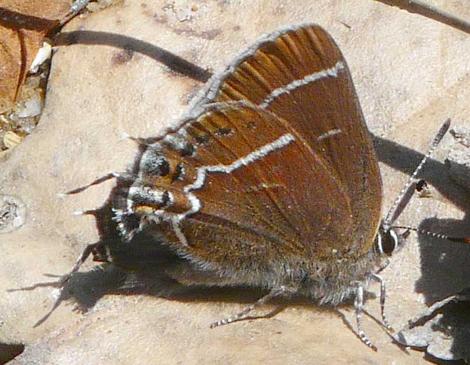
[409,218,470,362]
[32,246,372,340]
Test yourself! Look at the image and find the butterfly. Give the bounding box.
[60,23,453,350]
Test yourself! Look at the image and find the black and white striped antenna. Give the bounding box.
[383,119,451,230]
[390,225,470,244]
[382,118,469,244]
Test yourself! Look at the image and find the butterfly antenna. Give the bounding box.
[57,171,137,197]
[391,225,470,244]
[383,119,451,229]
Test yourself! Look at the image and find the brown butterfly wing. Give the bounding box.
[127,24,382,278]
[140,102,355,274]
[193,24,382,256]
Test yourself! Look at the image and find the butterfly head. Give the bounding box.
[111,138,196,243]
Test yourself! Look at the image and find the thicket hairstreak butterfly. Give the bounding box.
[57,23,461,349]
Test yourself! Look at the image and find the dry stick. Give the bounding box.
[376,0,470,34]
[59,0,91,26]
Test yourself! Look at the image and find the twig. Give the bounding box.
[375,0,470,34]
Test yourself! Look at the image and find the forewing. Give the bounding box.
[194,24,382,255]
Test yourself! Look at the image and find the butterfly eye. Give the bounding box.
[140,149,170,177]
[375,227,400,256]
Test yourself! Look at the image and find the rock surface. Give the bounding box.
[1,0,469,364]
[447,126,470,192]
[397,288,470,362]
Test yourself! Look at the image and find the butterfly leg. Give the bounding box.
[210,285,294,328]
[370,273,393,331]
[354,283,377,351]
[59,242,105,285]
